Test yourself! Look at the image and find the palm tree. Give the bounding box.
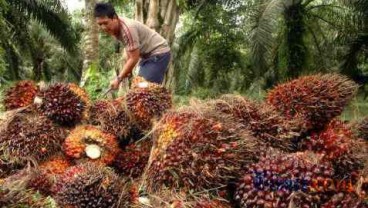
[248,0,345,85]
[340,0,368,84]
[0,0,79,81]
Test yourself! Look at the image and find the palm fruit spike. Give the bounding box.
[267,73,358,130]
[234,152,335,208]
[0,109,66,164]
[352,116,368,141]
[144,104,263,194]
[321,192,367,208]
[126,81,172,130]
[55,162,131,208]
[37,83,90,126]
[63,125,119,165]
[89,99,131,139]
[113,139,152,178]
[208,95,305,151]
[3,80,38,110]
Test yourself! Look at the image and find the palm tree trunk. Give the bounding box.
[80,0,99,87]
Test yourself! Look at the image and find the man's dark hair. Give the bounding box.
[94,2,117,18]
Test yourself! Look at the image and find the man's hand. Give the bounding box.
[109,77,121,90]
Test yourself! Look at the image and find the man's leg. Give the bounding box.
[138,52,171,84]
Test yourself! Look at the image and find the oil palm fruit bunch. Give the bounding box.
[145,104,262,194]
[321,192,367,208]
[3,80,38,110]
[267,74,358,130]
[234,152,335,208]
[0,109,66,165]
[131,75,162,89]
[113,139,152,178]
[27,154,73,195]
[55,162,131,208]
[301,119,368,181]
[63,125,119,165]
[37,83,90,126]
[208,95,305,151]
[301,120,351,161]
[89,99,131,139]
[126,80,172,130]
[352,116,368,141]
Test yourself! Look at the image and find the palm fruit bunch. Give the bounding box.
[267,74,358,130]
[27,154,72,195]
[37,83,90,126]
[113,139,152,178]
[321,192,367,208]
[55,162,131,208]
[145,104,262,194]
[300,119,368,181]
[131,75,162,89]
[126,78,172,130]
[3,80,38,110]
[352,116,368,141]
[89,99,131,139]
[301,120,351,161]
[0,109,66,165]
[63,125,119,165]
[208,95,305,151]
[234,152,335,208]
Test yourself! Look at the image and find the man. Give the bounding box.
[94,2,171,90]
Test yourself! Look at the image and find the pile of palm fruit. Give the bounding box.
[1,73,368,208]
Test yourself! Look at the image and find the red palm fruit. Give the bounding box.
[144,104,263,194]
[126,82,172,131]
[37,83,90,126]
[63,125,119,165]
[234,152,335,208]
[0,109,67,166]
[113,139,152,178]
[89,99,132,139]
[267,74,358,130]
[208,95,306,151]
[3,80,38,110]
[55,162,131,208]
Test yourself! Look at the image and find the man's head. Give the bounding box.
[94,3,120,36]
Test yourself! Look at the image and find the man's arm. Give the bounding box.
[110,49,140,90]
[118,49,140,80]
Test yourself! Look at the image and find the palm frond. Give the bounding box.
[7,0,78,53]
[249,0,284,78]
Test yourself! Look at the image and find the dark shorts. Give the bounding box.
[138,51,171,84]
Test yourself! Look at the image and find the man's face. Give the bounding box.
[96,16,119,36]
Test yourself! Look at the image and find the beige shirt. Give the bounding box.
[117,17,170,57]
